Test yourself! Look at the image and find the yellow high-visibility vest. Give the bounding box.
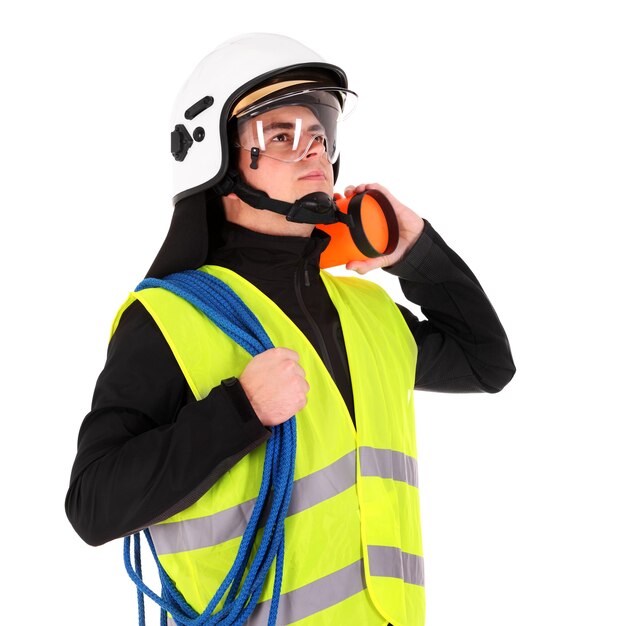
[114,265,424,626]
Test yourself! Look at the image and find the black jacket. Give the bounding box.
[65,220,515,546]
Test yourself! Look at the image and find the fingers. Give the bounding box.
[343,182,390,198]
[272,347,300,362]
[345,257,388,275]
[239,347,309,426]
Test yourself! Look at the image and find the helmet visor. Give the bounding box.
[232,88,357,165]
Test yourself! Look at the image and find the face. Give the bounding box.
[235,105,334,202]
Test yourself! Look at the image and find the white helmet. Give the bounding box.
[170,33,353,204]
[147,34,354,278]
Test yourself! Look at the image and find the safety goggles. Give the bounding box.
[232,87,357,165]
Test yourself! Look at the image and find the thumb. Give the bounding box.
[346,257,387,274]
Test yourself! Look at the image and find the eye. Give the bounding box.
[270,132,292,143]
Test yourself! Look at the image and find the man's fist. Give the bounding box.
[239,348,309,426]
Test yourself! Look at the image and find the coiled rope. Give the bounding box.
[124,269,297,626]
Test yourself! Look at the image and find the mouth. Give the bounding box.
[298,170,326,181]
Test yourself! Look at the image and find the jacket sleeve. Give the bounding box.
[385,220,516,393]
[65,300,270,547]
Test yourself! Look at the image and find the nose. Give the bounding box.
[304,135,327,160]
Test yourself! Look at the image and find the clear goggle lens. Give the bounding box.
[233,88,357,165]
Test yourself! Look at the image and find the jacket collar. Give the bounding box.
[207,221,331,281]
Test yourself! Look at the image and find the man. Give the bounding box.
[66,33,515,625]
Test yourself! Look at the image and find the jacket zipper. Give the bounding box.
[295,261,336,380]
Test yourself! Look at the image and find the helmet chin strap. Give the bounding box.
[214,170,354,227]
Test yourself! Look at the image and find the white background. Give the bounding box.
[2,1,625,624]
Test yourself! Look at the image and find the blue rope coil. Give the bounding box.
[124,269,297,625]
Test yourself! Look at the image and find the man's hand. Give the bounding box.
[340,182,425,274]
[239,348,309,426]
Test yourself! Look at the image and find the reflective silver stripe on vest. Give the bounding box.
[368,545,425,587]
[152,451,357,555]
[359,446,418,487]
[153,498,257,555]
[153,448,418,557]
[247,559,366,625]
[166,560,365,626]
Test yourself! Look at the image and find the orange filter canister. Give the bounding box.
[317,190,398,269]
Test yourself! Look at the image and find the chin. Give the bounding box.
[296,182,334,197]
